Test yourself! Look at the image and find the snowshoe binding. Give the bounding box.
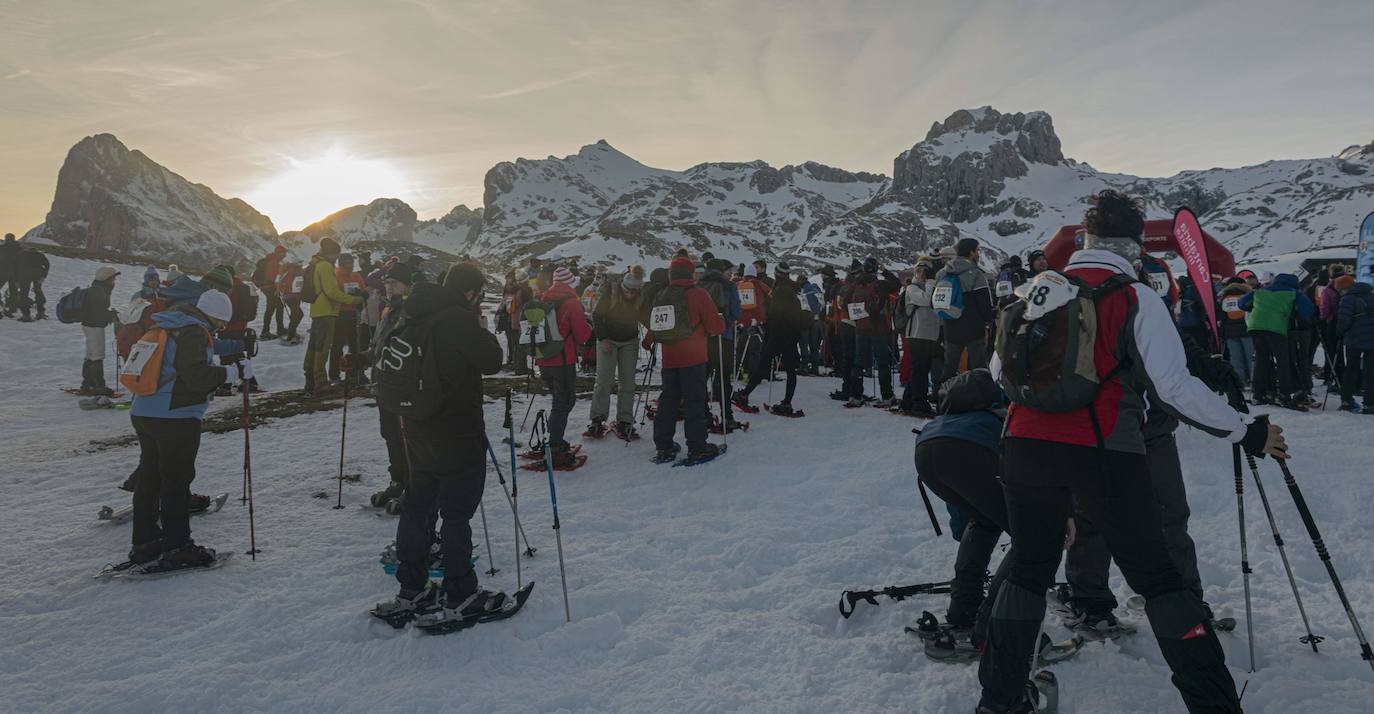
[731,395,760,414]
[765,403,805,417]
[651,443,683,464]
[414,582,535,635]
[674,443,726,467]
[611,421,640,441]
[370,580,442,629]
[583,421,610,439]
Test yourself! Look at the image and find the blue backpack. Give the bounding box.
[932,273,965,320]
[57,287,87,324]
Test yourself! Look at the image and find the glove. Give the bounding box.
[243,330,258,358]
[641,334,654,351]
[1240,415,1287,460]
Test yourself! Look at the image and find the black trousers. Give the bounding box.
[1290,329,1314,394]
[834,324,857,396]
[261,285,285,334]
[379,408,411,485]
[852,334,893,400]
[741,336,798,403]
[1064,434,1205,610]
[915,438,1009,634]
[541,363,577,448]
[707,337,735,420]
[654,363,708,452]
[1343,347,1374,403]
[284,298,304,338]
[901,338,938,410]
[395,432,486,600]
[130,416,202,549]
[979,438,1238,713]
[1252,330,1295,399]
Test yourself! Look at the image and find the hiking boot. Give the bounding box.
[156,542,216,569]
[447,588,506,619]
[371,481,405,507]
[584,419,608,438]
[374,580,443,623]
[187,493,212,513]
[686,443,721,462]
[652,443,682,463]
[1362,404,1374,416]
[731,394,753,410]
[612,421,638,440]
[845,396,867,408]
[127,539,165,565]
[549,444,580,468]
[828,389,849,401]
[770,403,795,416]
[1277,396,1309,412]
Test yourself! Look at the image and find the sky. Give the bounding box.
[2,0,1372,233]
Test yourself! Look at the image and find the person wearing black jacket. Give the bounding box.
[588,266,647,437]
[80,266,120,395]
[367,263,419,510]
[12,246,50,321]
[385,263,506,622]
[734,265,804,413]
[0,233,17,317]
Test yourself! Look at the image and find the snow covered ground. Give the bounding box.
[2,254,1372,713]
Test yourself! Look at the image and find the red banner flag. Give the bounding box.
[1172,207,1220,352]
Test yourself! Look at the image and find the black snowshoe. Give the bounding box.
[651,443,683,464]
[413,582,536,635]
[370,580,443,629]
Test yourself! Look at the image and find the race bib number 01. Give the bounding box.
[1022,271,1079,321]
[650,305,676,332]
[996,280,1013,298]
[847,302,870,321]
[739,286,757,308]
[931,285,954,310]
[1222,296,1242,313]
[1148,272,1170,296]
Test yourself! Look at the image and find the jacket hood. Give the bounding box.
[541,282,578,301]
[151,304,211,330]
[404,281,468,319]
[1351,282,1374,297]
[1269,273,1300,291]
[948,257,980,276]
[700,269,728,284]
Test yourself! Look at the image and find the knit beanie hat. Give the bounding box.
[317,237,341,258]
[1334,275,1356,291]
[622,265,646,291]
[670,256,694,280]
[443,262,486,296]
[143,266,160,284]
[552,266,575,286]
[203,265,234,291]
[196,289,233,322]
[386,263,417,286]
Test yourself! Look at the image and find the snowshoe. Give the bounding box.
[519,443,581,460]
[1339,401,1360,413]
[674,443,726,467]
[844,396,871,409]
[731,395,760,414]
[923,629,981,663]
[414,582,535,635]
[708,417,749,435]
[1277,396,1310,412]
[1059,607,1137,641]
[765,403,805,418]
[583,421,610,439]
[519,446,589,472]
[79,395,116,410]
[370,580,443,629]
[611,422,640,441]
[651,443,683,464]
[96,544,231,580]
[97,492,227,525]
[829,390,850,401]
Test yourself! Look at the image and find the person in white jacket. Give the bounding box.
[898,259,942,415]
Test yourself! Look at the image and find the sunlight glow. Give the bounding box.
[244,147,413,232]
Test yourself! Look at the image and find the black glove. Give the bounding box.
[1240,415,1272,459]
[243,329,258,358]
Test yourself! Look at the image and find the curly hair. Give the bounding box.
[1082,190,1146,240]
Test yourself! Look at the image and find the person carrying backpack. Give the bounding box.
[588,266,647,439]
[734,264,804,413]
[798,271,824,374]
[1336,274,1374,413]
[698,259,743,431]
[978,190,1286,714]
[1318,268,1347,384]
[329,253,367,385]
[124,290,239,572]
[302,237,362,397]
[255,245,287,339]
[11,243,51,321]
[934,239,994,385]
[734,264,771,379]
[529,265,592,467]
[78,266,120,395]
[1239,271,1315,411]
[367,262,420,511]
[837,257,900,407]
[647,256,725,463]
[372,263,507,625]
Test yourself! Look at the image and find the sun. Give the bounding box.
[244,147,413,232]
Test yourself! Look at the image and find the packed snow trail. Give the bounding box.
[1,255,1371,712]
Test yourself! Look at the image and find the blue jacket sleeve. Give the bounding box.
[1294,292,1316,319]
[727,285,742,322]
[1238,292,1255,311]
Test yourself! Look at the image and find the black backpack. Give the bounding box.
[231,282,259,323]
[374,312,447,420]
[300,259,321,304]
[251,257,269,287]
[649,285,695,343]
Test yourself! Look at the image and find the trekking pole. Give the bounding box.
[484,436,536,555]
[1233,444,1257,672]
[236,362,260,559]
[478,500,499,577]
[334,354,349,510]
[537,410,572,622]
[636,347,657,435]
[1275,457,1374,673]
[1245,451,1322,651]
[628,341,654,448]
[717,333,729,449]
[910,428,943,536]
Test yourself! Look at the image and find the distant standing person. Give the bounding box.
[533,265,592,466]
[303,237,362,397]
[587,265,647,439]
[79,266,120,396]
[13,243,51,321]
[330,253,366,384]
[934,238,994,383]
[254,245,288,339]
[277,260,305,344]
[0,233,18,317]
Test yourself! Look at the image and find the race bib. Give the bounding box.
[121,339,160,376]
[292,276,304,293]
[650,305,676,332]
[517,319,533,344]
[1021,271,1080,321]
[931,285,954,310]
[344,281,361,294]
[996,280,1013,298]
[739,286,757,309]
[1222,296,1241,313]
[847,302,870,321]
[121,298,150,325]
[1148,272,1170,296]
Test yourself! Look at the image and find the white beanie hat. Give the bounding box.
[196,289,233,322]
[552,266,574,286]
[744,264,757,278]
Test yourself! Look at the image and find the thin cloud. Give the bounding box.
[3,69,31,80]
[479,67,606,100]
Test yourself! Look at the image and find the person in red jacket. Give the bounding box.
[649,256,726,463]
[535,265,593,467]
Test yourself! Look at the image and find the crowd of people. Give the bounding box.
[10,187,1374,712]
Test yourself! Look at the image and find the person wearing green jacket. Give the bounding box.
[1239,272,1315,410]
[303,237,362,396]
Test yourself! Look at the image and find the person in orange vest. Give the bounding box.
[330,253,367,384]
[734,264,771,379]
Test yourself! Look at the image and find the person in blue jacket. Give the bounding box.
[126,290,245,572]
[1337,277,1374,413]
[799,273,825,374]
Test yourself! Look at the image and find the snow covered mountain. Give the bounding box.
[296,198,418,246]
[413,204,483,254]
[23,134,279,270]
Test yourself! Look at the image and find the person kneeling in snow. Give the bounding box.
[126,290,241,570]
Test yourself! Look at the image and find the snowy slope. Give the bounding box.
[2,254,1372,713]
